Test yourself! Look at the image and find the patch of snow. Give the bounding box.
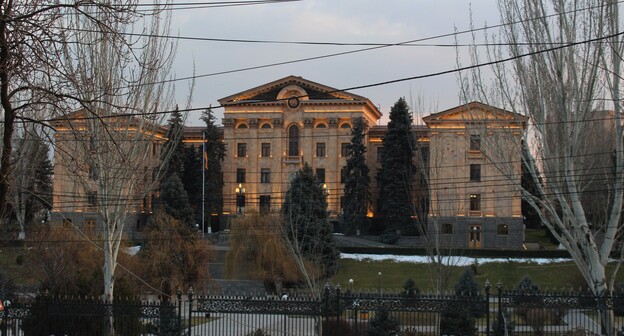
[340,253,570,266]
[125,246,141,256]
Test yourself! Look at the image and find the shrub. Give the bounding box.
[401,278,420,298]
[366,310,400,336]
[247,329,271,336]
[440,310,477,336]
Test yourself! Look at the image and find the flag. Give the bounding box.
[203,133,208,170]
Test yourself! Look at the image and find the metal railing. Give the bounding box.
[0,287,622,335]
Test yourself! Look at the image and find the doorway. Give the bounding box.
[468,224,482,248]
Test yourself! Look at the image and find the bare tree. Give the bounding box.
[11,122,53,240]
[459,1,623,333]
[0,1,148,225]
[51,0,193,308]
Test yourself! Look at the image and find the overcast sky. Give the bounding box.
[168,1,502,125]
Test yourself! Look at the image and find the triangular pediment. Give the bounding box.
[218,75,368,104]
[423,101,528,125]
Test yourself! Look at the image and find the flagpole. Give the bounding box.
[202,131,206,239]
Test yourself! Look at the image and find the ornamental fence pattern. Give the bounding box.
[0,287,623,335]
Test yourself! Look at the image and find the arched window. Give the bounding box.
[288,124,300,156]
[237,123,248,129]
[261,123,272,129]
[340,123,351,129]
[316,123,327,129]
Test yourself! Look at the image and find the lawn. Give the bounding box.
[331,257,624,293]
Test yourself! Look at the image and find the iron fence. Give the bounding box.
[0,288,622,335]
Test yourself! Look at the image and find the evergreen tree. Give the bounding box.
[342,117,371,235]
[201,108,225,229]
[159,175,195,226]
[182,145,202,226]
[454,268,481,296]
[14,136,53,231]
[454,268,486,318]
[161,107,186,178]
[282,163,339,278]
[401,278,420,298]
[26,138,53,224]
[366,309,400,336]
[376,98,416,242]
[159,108,195,226]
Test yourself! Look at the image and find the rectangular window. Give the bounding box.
[470,135,481,151]
[377,147,385,162]
[341,143,349,157]
[261,168,271,183]
[237,143,247,157]
[341,167,348,183]
[316,143,326,158]
[441,223,453,234]
[87,191,97,206]
[469,194,481,211]
[88,164,98,180]
[497,224,509,235]
[236,168,246,183]
[470,164,481,181]
[260,195,271,214]
[261,143,271,157]
[316,168,326,183]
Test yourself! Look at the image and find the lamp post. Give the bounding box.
[377,272,382,295]
[348,278,354,294]
[235,183,245,215]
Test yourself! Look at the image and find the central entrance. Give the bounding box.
[468,224,482,248]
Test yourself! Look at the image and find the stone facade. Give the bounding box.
[50,76,528,249]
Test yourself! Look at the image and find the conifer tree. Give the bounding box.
[342,117,371,235]
[159,108,195,226]
[282,163,339,278]
[202,108,225,229]
[376,98,416,243]
[182,145,202,226]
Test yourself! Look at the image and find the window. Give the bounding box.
[316,123,327,129]
[237,143,247,157]
[340,123,351,129]
[261,143,271,157]
[237,123,248,129]
[316,168,326,183]
[470,164,481,182]
[88,164,98,180]
[259,195,271,213]
[341,167,348,183]
[288,124,300,156]
[441,223,453,234]
[85,219,96,234]
[236,168,246,183]
[470,135,481,151]
[341,143,349,157]
[469,194,481,211]
[87,191,97,207]
[316,143,326,157]
[261,123,272,129]
[261,168,271,183]
[497,224,509,235]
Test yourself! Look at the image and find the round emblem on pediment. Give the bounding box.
[287,97,300,109]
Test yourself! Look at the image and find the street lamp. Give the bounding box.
[377,272,382,295]
[322,183,329,196]
[235,183,246,215]
[348,278,354,294]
